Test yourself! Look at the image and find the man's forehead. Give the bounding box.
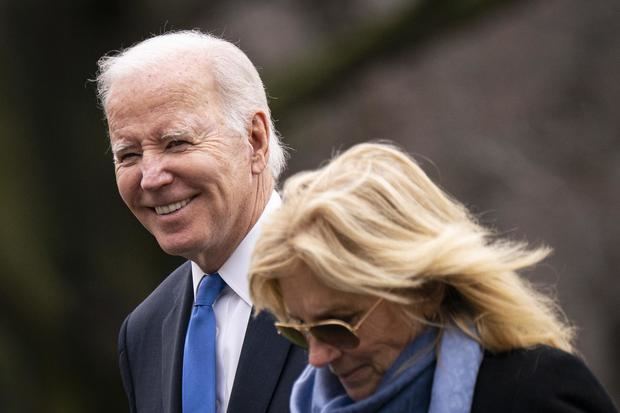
[105,80,216,129]
[107,104,205,140]
[108,73,211,105]
[106,59,216,105]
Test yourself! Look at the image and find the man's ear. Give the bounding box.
[248,111,269,175]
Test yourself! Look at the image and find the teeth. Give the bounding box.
[155,198,191,215]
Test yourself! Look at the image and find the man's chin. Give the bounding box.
[155,238,196,259]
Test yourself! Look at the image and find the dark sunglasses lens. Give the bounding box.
[310,324,360,349]
[277,326,308,348]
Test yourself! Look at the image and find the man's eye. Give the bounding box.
[167,139,191,150]
[116,152,141,163]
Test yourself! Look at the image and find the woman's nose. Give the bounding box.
[307,336,342,368]
[140,153,173,190]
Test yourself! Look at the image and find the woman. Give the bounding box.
[249,142,617,413]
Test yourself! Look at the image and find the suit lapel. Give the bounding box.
[161,263,194,413]
[227,311,294,413]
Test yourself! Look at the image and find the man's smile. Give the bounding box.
[154,198,192,215]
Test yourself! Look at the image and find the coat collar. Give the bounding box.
[161,262,194,413]
[159,262,296,413]
[227,311,295,412]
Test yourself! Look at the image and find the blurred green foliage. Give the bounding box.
[2,0,618,411]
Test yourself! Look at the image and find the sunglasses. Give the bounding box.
[274,298,384,349]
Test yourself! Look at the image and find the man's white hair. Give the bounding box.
[96,30,287,180]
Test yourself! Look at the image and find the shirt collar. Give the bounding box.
[191,190,282,305]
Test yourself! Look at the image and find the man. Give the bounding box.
[96,31,306,413]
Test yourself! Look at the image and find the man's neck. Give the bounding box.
[192,175,274,273]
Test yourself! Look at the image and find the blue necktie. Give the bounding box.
[183,273,225,413]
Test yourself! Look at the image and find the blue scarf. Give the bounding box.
[290,327,483,413]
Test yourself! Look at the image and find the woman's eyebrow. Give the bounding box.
[308,306,357,321]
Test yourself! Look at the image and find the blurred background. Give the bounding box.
[0,0,618,411]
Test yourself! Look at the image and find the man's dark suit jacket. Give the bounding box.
[118,261,307,413]
[472,346,617,412]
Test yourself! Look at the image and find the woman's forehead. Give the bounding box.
[278,270,373,319]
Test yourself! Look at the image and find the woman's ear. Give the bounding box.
[418,282,447,320]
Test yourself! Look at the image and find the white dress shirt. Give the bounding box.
[190,191,281,413]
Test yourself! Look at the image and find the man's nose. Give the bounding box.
[307,336,342,368]
[140,153,173,190]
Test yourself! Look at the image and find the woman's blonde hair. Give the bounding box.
[249,142,575,353]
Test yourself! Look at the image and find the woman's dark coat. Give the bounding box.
[471,346,617,412]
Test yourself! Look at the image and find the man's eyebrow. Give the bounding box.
[111,139,135,155]
[160,127,193,141]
